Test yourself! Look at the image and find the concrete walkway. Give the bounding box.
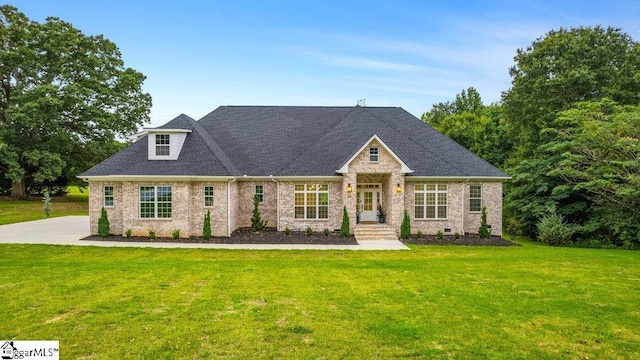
[0,216,409,250]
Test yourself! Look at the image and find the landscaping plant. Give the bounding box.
[284,227,291,236]
[478,206,491,238]
[203,210,212,239]
[125,228,132,239]
[251,194,267,232]
[323,228,330,236]
[400,209,411,239]
[340,206,350,237]
[537,207,573,246]
[42,191,52,217]
[436,230,444,240]
[148,229,156,240]
[416,230,423,239]
[305,226,313,236]
[172,229,180,240]
[98,207,110,238]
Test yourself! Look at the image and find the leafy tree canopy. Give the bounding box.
[0,5,151,196]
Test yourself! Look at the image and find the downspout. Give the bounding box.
[270,175,279,231]
[227,177,237,236]
[462,179,469,235]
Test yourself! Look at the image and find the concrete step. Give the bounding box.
[354,224,399,241]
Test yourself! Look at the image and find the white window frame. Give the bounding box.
[255,184,264,203]
[369,147,379,162]
[294,184,329,220]
[469,184,482,212]
[155,134,170,156]
[414,184,447,219]
[103,185,114,208]
[204,186,214,207]
[139,185,172,219]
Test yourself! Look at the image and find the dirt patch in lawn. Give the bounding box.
[82,227,358,245]
[402,234,517,246]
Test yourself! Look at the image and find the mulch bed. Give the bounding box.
[402,234,517,246]
[82,227,358,245]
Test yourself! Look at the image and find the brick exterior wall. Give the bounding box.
[278,181,343,232]
[235,181,277,229]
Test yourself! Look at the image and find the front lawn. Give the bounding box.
[0,243,638,359]
[0,186,88,225]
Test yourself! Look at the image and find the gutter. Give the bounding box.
[270,175,280,231]
[227,177,237,237]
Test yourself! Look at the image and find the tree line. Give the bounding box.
[423,26,640,248]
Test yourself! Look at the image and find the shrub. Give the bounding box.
[323,228,330,236]
[400,209,411,239]
[42,191,52,217]
[148,229,156,240]
[537,207,572,246]
[478,206,492,239]
[284,227,291,236]
[98,207,110,238]
[416,230,423,239]
[305,226,313,236]
[340,206,350,237]
[172,229,180,240]
[251,194,267,232]
[203,210,212,239]
[436,230,444,240]
[454,232,460,239]
[125,228,132,239]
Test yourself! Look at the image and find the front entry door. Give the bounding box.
[359,189,378,222]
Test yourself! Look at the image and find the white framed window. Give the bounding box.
[255,185,264,203]
[294,184,329,219]
[369,147,379,162]
[155,134,170,156]
[103,185,114,207]
[140,186,172,219]
[469,185,482,212]
[204,186,214,207]
[415,184,447,219]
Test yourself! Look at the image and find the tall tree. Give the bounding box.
[0,5,151,197]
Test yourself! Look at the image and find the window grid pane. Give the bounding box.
[369,147,379,162]
[469,185,482,212]
[140,186,172,219]
[104,186,114,207]
[294,184,329,220]
[255,185,264,203]
[414,184,447,219]
[204,186,214,207]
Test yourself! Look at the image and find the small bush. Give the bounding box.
[454,232,460,239]
[251,194,267,232]
[203,210,212,239]
[323,228,330,236]
[537,207,572,246]
[284,227,291,235]
[172,229,180,240]
[436,230,444,240]
[125,228,132,239]
[400,209,411,239]
[148,229,156,240]
[416,230,423,239]
[306,226,313,236]
[98,207,110,238]
[340,206,350,237]
[42,191,52,217]
[478,206,492,239]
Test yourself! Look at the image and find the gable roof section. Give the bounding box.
[336,134,413,174]
[82,106,508,179]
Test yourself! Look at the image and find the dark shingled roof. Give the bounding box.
[81,106,507,178]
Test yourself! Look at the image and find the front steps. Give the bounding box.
[354,223,398,241]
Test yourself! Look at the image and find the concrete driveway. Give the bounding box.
[0,216,409,250]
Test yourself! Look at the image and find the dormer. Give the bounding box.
[144,128,192,160]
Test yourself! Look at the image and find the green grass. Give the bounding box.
[0,186,88,225]
[0,242,638,359]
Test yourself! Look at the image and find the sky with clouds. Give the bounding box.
[7,0,640,127]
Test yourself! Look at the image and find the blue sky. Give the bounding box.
[8,1,640,127]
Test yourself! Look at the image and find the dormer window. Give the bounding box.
[155,134,170,156]
[369,147,379,162]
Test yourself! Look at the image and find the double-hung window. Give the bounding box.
[140,186,172,218]
[469,185,482,212]
[369,147,379,162]
[104,185,114,207]
[155,134,170,156]
[294,184,329,219]
[204,186,214,207]
[255,185,264,203]
[415,184,447,219]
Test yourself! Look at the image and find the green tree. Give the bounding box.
[98,207,110,237]
[478,206,491,239]
[340,206,350,237]
[0,6,151,197]
[400,209,411,239]
[203,210,212,239]
[251,194,267,232]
